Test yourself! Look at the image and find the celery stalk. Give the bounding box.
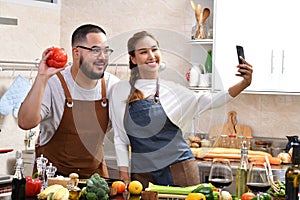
[146,183,200,195]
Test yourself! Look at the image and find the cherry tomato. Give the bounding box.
[26,176,42,197]
[46,47,68,68]
[241,192,256,200]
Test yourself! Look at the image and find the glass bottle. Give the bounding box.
[285,141,300,200]
[11,150,26,200]
[236,141,248,199]
[204,50,212,74]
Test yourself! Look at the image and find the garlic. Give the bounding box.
[277,152,291,164]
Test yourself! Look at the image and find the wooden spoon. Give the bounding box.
[194,4,202,38]
[201,8,210,24]
[199,8,210,38]
[190,0,196,11]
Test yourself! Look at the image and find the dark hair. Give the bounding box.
[127,31,159,69]
[71,24,106,47]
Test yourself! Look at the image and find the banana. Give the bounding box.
[52,187,69,200]
[38,184,64,199]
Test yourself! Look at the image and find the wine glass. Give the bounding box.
[246,162,271,200]
[208,158,233,200]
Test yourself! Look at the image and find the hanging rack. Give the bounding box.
[0,59,40,71]
[0,60,129,72]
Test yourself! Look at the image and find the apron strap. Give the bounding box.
[100,77,107,107]
[56,72,73,107]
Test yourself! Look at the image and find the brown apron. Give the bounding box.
[131,159,200,188]
[35,72,109,178]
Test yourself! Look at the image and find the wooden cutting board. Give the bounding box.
[209,111,252,137]
[209,111,252,147]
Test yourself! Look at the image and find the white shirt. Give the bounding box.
[39,66,120,145]
[109,79,233,167]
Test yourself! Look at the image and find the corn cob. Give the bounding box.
[52,187,69,200]
[38,184,64,199]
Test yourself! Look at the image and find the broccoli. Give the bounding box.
[85,173,109,200]
[86,192,98,200]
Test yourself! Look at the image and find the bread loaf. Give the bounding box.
[191,147,281,165]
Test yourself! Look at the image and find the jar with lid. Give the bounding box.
[237,135,246,148]
[228,135,237,148]
[220,134,228,148]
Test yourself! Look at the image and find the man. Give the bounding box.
[18,24,119,178]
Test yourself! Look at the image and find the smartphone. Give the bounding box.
[236,45,245,64]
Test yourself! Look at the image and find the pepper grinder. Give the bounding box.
[45,163,57,187]
[36,154,48,189]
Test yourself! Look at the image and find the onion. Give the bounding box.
[277,152,291,163]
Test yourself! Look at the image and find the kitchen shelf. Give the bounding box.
[189,39,213,45]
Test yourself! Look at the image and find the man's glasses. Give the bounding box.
[76,45,113,56]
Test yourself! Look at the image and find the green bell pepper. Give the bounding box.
[192,183,214,200]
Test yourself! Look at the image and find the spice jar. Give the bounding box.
[237,135,246,148]
[220,134,228,148]
[228,135,237,148]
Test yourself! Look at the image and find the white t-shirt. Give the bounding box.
[39,66,120,145]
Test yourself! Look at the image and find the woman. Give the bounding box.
[109,31,253,188]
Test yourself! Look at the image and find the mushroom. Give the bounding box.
[68,173,79,188]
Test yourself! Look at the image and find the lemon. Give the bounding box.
[128,180,143,195]
[185,193,206,200]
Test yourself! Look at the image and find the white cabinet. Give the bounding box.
[214,0,300,93]
[189,0,214,90]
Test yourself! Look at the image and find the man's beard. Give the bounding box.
[79,55,106,79]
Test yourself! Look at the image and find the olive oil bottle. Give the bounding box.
[11,150,26,200]
[236,141,248,199]
[285,141,300,200]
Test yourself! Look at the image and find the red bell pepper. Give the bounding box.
[26,176,42,197]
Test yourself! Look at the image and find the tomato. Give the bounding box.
[112,181,126,194]
[241,192,256,200]
[46,47,68,68]
[25,176,42,197]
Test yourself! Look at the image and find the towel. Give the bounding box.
[0,75,32,118]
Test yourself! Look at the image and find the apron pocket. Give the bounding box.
[169,159,200,187]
